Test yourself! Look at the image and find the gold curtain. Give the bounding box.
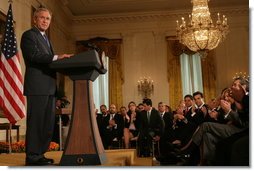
[201,52,216,102]
[166,36,216,109]
[166,37,184,110]
[102,41,123,110]
[78,38,123,109]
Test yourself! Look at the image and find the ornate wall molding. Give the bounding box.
[72,7,248,24]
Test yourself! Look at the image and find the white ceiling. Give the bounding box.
[60,0,249,16]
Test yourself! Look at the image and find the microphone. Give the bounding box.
[83,41,100,52]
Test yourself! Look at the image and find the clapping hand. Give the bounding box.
[201,106,208,115]
[109,119,116,127]
[220,100,231,113]
[209,110,218,120]
[153,135,160,142]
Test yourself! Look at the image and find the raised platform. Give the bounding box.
[0,149,152,166]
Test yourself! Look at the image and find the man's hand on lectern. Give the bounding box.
[57,54,73,60]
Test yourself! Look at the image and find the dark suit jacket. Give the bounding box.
[139,108,164,138]
[173,106,207,145]
[161,112,174,141]
[21,27,56,95]
[227,95,249,129]
[105,113,124,139]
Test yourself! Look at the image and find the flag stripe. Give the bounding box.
[0,68,25,121]
[0,93,20,124]
[5,53,23,85]
[0,54,24,102]
[0,4,25,124]
[0,71,26,118]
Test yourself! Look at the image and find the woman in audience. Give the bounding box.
[123,101,140,149]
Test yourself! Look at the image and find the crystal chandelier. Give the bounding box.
[176,0,229,55]
[138,77,154,98]
[233,72,249,82]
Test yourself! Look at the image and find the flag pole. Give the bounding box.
[8,123,12,154]
[6,0,13,154]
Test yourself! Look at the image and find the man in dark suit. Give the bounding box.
[103,104,124,149]
[157,102,174,157]
[138,98,164,157]
[21,7,72,165]
[96,104,109,148]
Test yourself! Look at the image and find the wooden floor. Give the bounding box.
[0,149,153,166]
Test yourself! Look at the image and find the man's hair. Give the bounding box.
[184,94,193,100]
[193,91,203,98]
[100,104,107,109]
[158,102,165,106]
[33,7,52,18]
[143,98,152,106]
[128,101,136,108]
[120,106,127,110]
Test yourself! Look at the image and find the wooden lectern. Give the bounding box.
[50,50,107,165]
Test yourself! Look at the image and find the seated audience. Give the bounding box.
[172,92,209,147]
[176,77,249,166]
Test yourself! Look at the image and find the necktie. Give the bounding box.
[110,114,114,120]
[147,111,150,123]
[43,34,50,47]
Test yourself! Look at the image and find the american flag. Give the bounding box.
[0,4,25,124]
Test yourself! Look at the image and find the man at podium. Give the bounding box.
[20,7,72,166]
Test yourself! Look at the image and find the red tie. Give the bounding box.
[185,108,189,115]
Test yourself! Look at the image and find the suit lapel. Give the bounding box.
[32,27,54,55]
[39,34,53,55]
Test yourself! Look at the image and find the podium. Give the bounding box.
[50,50,107,165]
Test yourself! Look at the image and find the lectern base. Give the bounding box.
[60,153,107,166]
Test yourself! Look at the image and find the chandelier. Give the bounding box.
[137,77,154,98]
[233,72,249,82]
[176,0,229,55]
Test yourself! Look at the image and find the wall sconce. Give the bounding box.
[137,77,154,98]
